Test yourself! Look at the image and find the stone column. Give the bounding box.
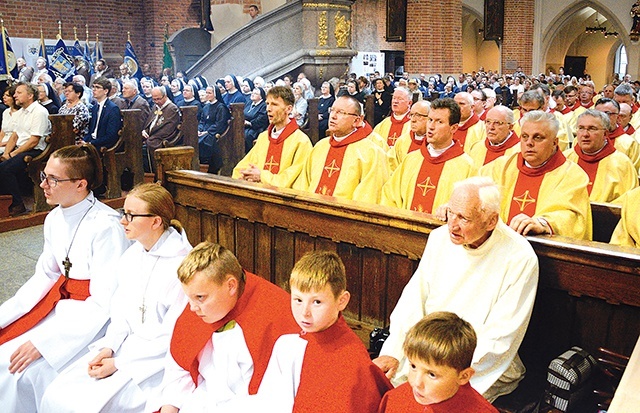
[405,0,462,74]
[502,0,534,74]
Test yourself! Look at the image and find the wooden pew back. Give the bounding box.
[217,102,245,176]
[101,109,143,198]
[163,171,640,372]
[26,114,75,212]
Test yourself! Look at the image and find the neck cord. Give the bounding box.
[62,197,96,278]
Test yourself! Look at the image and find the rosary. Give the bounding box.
[62,198,95,278]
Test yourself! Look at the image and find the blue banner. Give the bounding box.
[124,40,143,80]
[0,28,19,81]
[84,41,94,76]
[49,37,74,79]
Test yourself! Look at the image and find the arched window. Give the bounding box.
[614,43,628,77]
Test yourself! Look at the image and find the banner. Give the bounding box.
[162,32,173,70]
[49,37,74,79]
[0,27,18,81]
[124,40,143,80]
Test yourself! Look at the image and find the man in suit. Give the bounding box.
[142,86,180,172]
[89,59,114,86]
[16,58,34,83]
[118,80,151,127]
[83,77,122,152]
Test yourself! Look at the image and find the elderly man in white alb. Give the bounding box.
[373,177,539,402]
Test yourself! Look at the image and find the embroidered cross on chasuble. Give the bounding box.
[410,142,464,213]
[263,121,300,174]
[315,127,370,196]
[387,113,410,146]
[508,150,566,223]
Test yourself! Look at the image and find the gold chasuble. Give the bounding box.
[480,151,592,239]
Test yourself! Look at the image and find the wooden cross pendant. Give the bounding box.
[63,257,72,278]
[139,301,146,324]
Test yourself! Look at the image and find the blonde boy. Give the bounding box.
[378,312,498,413]
[220,250,392,412]
[151,242,298,413]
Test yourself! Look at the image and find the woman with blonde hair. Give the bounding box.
[41,182,192,412]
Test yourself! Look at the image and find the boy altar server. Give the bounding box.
[150,242,298,412]
[378,312,498,413]
[221,250,393,412]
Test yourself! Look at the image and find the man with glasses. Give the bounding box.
[595,98,640,171]
[375,177,538,403]
[0,82,50,215]
[387,100,431,171]
[564,110,637,202]
[380,98,475,214]
[515,89,573,151]
[579,83,596,109]
[453,92,485,152]
[614,83,640,130]
[294,95,388,204]
[82,77,123,152]
[470,89,487,120]
[373,87,412,147]
[480,110,591,240]
[468,106,520,169]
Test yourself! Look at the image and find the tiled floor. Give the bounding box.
[0,225,43,305]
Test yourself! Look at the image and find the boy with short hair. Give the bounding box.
[378,312,498,412]
[221,250,392,412]
[150,242,298,413]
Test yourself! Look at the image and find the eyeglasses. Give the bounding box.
[577,126,606,133]
[328,108,360,117]
[485,119,509,127]
[40,171,79,187]
[117,208,156,222]
[408,112,429,119]
[601,111,619,116]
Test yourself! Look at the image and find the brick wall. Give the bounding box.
[405,0,463,74]
[502,0,534,74]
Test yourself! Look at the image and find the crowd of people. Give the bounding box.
[0,57,639,412]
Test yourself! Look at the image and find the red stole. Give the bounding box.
[633,103,639,114]
[608,124,626,140]
[624,124,636,135]
[264,121,299,174]
[453,113,480,147]
[378,382,498,413]
[483,131,519,165]
[387,113,410,146]
[169,272,297,392]
[567,102,581,112]
[408,131,425,153]
[558,106,572,115]
[315,126,370,196]
[292,315,392,413]
[0,276,90,346]
[581,100,594,109]
[410,142,464,213]
[479,110,488,121]
[574,140,616,195]
[508,150,566,223]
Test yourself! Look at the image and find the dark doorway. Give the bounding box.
[564,56,587,78]
[382,51,405,77]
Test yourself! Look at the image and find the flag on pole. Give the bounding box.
[72,28,84,58]
[0,20,19,81]
[38,28,49,66]
[83,27,94,76]
[49,37,75,80]
[124,34,143,80]
[162,24,173,71]
[93,33,103,64]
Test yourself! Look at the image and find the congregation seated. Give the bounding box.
[374,177,538,402]
[90,58,115,86]
[198,86,230,172]
[374,87,412,147]
[294,95,389,204]
[142,86,181,173]
[72,74,94,109]
[480,110,592,239]
[83,77,123,152]
[119,79,152,124]
[40,183,192,412]
[169,79,185,107]
[242,86,269,153]
[140,77,155,108]
[233,86,312,188]
[291,82,308,127]
[372,78,393,126]
[57,82,90,144]
[610,186,640,248]
[36,83,60,115]
[386,100,431,171]
[381,98,475,213]
[179,84,203,120]
[0,82,50,216]
[223,75,246,106]
[0,85,20,156]
[317,81,335,139]
[564,109,637,203]
[468,106,520,169]
[614,83,640,130]
[107,78,126,108]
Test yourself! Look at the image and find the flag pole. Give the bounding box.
[57,20,62,40]
[1,16,10,80]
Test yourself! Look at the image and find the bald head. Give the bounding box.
[619,102,633,129]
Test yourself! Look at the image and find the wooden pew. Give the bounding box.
[161,105,199,171]
[26,114,75,212]
[101,109,144,198]
[217,103,245,176]
[592,201,622,243]
[162,171,640,383]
